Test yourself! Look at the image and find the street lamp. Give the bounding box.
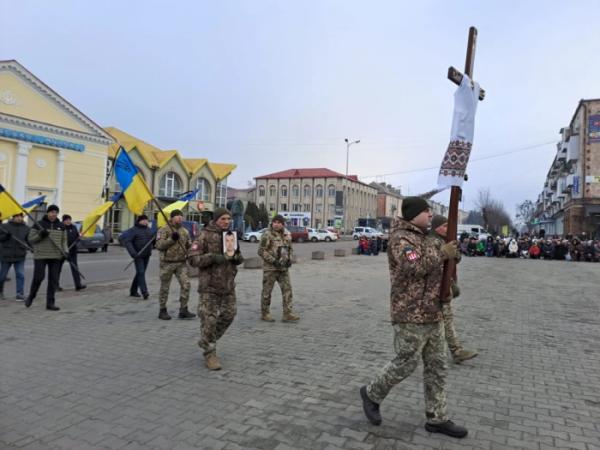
[344,138,360,234]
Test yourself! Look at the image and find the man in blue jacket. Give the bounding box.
[0,213,30,301]
[122,215,154,299]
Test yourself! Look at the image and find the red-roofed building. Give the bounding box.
[254,168,377,231]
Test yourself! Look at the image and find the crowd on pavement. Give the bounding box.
[460,234,600,261]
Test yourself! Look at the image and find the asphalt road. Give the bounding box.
[1,238,362,295]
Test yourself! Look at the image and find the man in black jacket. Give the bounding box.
[122,215,154,299]
[58,215,86,291]
[0,213,30,301]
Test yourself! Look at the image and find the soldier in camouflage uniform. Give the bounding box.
[188,208,243,370]
[258,214,299,322]
[155,209,195,321]
[430,215,478,364]
[360,197,468,438]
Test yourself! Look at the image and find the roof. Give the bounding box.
[209,162,237,181]
[255,168,375,189]
[569,98,600,129]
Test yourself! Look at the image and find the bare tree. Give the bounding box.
[515,200,536,232]
[474,188,512,235]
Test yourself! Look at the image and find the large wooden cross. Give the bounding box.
[440,26,485,300]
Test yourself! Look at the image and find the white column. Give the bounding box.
[55,150,65,206]
[14,142,32,203]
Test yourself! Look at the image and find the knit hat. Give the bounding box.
[136,214,149,223]
[170,209,183,218]
[213,208,231,221]
[431,215,448,232]
[47,204,59,213]
[401,197,429,221]
[272,214,286,224]
[62,214,72,221]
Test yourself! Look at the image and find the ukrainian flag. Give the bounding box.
[114,147,154,215]
[157,200,188,228]
[22,195,46,214]
[0,184,26,220]
[81,193,122,238]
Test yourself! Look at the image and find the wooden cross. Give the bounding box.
[440,26,485,300]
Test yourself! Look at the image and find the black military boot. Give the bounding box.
[360,386,382,426]
[158,308,171,320]
[178,307,196,319]
[425,420,468,438]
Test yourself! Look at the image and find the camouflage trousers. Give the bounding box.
[261,270,293,315]
[442,303,462,355]
[197,293,237,355]
[367,321,448,424]
[158,262,190,309]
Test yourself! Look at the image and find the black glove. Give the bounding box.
[171,232,180,241]
[284,259,292,268]
[212,254,227,265]
[273,259,283,269]
[39,229,49,239]
[232,252,244,266]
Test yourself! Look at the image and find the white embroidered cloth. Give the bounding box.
[438,74,481,188]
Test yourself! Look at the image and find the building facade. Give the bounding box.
[105,127,236,233]
[533,99,600,238]
[371,182,402,219]
[254,168,377,231]
[0,60,113,220]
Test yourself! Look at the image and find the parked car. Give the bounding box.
[74,221,109,253]
[326,227,340,239]
[317,229,338,242]
[287,225,309,243]
[307,228,320,242]
[352,226,384,240]
[243,228,267,242]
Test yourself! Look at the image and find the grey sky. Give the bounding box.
[2,1,599,215]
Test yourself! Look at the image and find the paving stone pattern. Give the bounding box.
[1,255,600,449]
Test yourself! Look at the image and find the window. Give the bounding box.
[328,204,336,214]
[328,184,336,197]
[195,177,211,202]
[292,203,301,212]
[269,185,276,196]
[316,204,322,213]
[304,185,311,197]
[292,185,299,197]
[216,178,227,207]
[327,219,334,227]
[316,185,323,198]
[281,185,288,197]
[303,203,311,212]
[258,186,265,197]
[269,203,276,212]
[159,171,183,198]
[280,203,288,211]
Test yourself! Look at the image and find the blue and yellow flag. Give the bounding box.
[81,193,122,238]
[22,195,46,214]
[157,200,188,228]
[0,184,26,220]
[114,148,153,215]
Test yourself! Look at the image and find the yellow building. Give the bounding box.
[105,127,236,233]
[0,60,113,220]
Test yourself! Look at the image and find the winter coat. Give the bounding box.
[0,221,30,262]
[155,222,190,263]
[188,222,243,294]
[258,227,294,271]
[388,218,445,324]
[121,224,154,259]
[28,216,67,260]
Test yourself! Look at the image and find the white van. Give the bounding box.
[457,224,489,240]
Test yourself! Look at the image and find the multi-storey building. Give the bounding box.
[533,99,600,237]
[254,168,377,232]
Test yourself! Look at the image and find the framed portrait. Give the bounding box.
[223,231,238,256]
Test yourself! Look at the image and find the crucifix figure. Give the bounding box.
[439,26,485,301]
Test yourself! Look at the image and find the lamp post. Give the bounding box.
[344,138,360,234]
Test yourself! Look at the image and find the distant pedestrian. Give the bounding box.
[0,213,30,301]
[121,214,154,299]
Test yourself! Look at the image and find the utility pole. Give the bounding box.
[344,138,360,234]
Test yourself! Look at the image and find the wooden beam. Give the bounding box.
[447,66,485,100]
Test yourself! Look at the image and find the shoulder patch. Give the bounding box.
[403,245,420,262]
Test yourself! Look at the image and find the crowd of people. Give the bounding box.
[357,236,388,255]
[460,234,600,262]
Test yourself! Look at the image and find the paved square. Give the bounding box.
[1,254,600,449]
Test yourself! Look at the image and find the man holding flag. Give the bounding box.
[57,214,86,291]
[0,213,30,301]
[121,214,154,299]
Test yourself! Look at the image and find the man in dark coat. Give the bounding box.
[0,213,30,300]
[121,215,154,299]
[58,214,86,291]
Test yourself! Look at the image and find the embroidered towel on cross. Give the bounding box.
[438,74,481,188]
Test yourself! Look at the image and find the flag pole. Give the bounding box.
[0,223,34,252]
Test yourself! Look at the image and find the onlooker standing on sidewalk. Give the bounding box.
[121,215,154,299]
[58,214,86,291]
[359,197,468,438]
[188,208,243,370]
[258,214,300,323]
[0,213,30,301]
[25,205,67,311]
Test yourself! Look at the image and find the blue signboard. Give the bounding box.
[573,175,580,194]
[588,115,600,142]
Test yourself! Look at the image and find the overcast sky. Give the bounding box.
[2,1,599,215]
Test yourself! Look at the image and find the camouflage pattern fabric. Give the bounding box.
[155,223,191,263]
[258,227,293,272]
[367,322,448,424]
[441,303,462,355]
[158,261,190,308]
[388,218,445,324]
[197,293,237,355]
[261,270,293,315]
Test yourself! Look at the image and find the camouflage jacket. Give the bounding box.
[388,218,445,324]
[155,223,190,263]
[188,222,243,294]
[258,227,293,271]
